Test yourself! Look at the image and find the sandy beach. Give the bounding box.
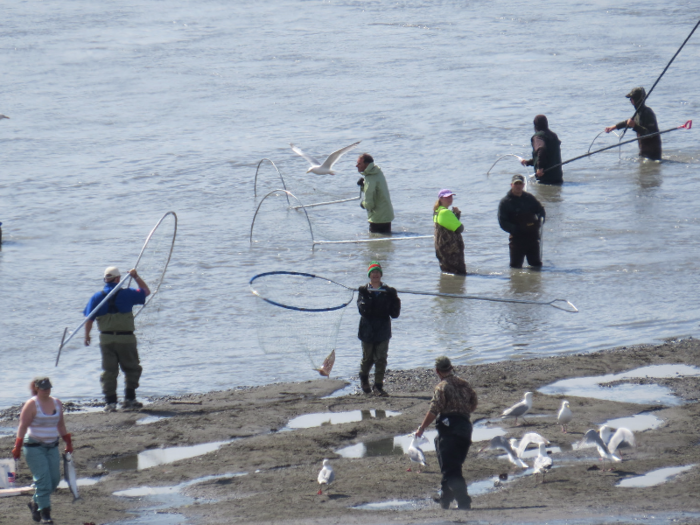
[2,337,700,524]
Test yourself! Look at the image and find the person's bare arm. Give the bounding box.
[128,269,150,296]
[416,410,437,438]
[84,318,94,346]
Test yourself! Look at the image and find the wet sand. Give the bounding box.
[2,338,700,524]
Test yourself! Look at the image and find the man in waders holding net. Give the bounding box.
[520,114,563,185]
[84,267,150,412]
[357,262,401,396]
[604,86,662,161]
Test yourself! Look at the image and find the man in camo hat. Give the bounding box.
[605,86,662,160]
[416,356,478,510]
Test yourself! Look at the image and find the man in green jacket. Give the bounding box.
[605,87,662,161]
[356,153,395,233]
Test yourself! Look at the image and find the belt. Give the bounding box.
[100,331,134,335]
[24,440,59,448]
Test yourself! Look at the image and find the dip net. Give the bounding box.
[249,271,355,374]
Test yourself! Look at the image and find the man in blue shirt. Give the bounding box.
[84,266,150,412]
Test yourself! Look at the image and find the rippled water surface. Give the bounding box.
[1,0,699,408]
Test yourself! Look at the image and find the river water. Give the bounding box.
[1,0,699,409]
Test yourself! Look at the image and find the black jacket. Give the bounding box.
[530,129,563,184]
[357,284,401,342]
[498,191,546,239]
[615,105,662,160]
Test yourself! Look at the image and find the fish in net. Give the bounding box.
[249,271,355,376]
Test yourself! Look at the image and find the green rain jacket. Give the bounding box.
[361,163,395,224]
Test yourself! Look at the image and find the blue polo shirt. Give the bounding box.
[84,282,147,319]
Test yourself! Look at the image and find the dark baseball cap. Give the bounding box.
[512,174,525,183]
[34,377,52,390]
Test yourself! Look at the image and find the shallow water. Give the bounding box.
[602,413,663,432]
[617,464,695,488]
[105,440,233,471]
[538,364,700,405]
[2,0,700,409]
[283,409,400,430]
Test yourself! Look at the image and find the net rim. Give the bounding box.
[249,271,354,312]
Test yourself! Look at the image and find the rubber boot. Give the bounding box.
[372,383,389,397]
[359,374,371,394]
[122,388,143,409]
[40,507,53,524]
[27,501,40,522]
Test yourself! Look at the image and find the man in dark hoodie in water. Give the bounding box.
[498,175,546,268]
[605,86,662,161]
[520,114,563,185]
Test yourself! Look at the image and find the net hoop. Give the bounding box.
[130,211,178,320]
[254,159,291,205]
[249,190,315,246]
[56,211,178,366]
[249,271,355,312]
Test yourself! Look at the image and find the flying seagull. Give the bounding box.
[502,392,533,426]
[290,141,361,175]
[599,425,635,459]
[480,436,528,468]
[579,429,621,470]
[557,400,573,433]
[509,432,550,458]
[317,459,335,495]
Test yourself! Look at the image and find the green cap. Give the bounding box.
[435,356,453,372]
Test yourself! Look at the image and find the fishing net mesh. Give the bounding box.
[250,272,354,370]
[131,212,177,346]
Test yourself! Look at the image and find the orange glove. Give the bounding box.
[12,437,23,459]
[62,433,73,454]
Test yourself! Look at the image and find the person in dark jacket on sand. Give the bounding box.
[357,261,401,396]
[605,86,662,161]
[520,114,563,185]
[498,175,546,268]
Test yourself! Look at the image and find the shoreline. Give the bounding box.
[1,338,699,524]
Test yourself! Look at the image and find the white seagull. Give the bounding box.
[557,400,573,433]
[480,436,528,468]
[509,432,550,458]
[502,392,533,426]
[532,442,553,483]
[317,459,335,495]
[290,141,361,175]
[579,429,621,470]
[406,434,428,473]
[599,425,636,459]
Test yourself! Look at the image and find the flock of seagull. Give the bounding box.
[316,391,637,496]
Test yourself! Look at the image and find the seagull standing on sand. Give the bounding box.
[317,459,335,495]
[509,432,550,458]
[557,400,573,433]
[532,443,553,483]
[406,434,428,473]
[502,392,533,426]
[290,141,361,175]
[599,425,636,459]
[480,436,528,468]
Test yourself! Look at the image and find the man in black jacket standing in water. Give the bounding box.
[520,114,563,184]
[605,86,662,161]
[498,175,546,268]
[357,261,401,396]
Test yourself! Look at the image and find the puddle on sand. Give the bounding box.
[105,440,233,471]
[322,381,357,399]
[284,409,400,430]
[539,364,700,405]
[602,412,663,432]
[617,464,695,488]
[136,415,170,426]
[335,421,505,458]
[468,468,533,496]
[353,498,429,511]
[58,477,102,489]
[106,511,187,525]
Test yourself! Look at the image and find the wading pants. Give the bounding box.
[100,341,142,399]
[360,340,389,385]
[369,222,391,233]
[509,235,542,268]
[23,443,60,511]
[435,419,472,508]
